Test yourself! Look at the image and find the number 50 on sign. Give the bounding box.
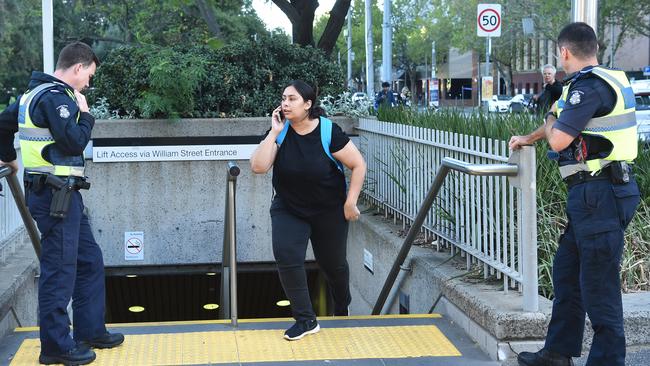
[477,4,502,37]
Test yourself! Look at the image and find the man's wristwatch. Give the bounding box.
[544,111,557,123]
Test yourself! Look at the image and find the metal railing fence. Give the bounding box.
[0,165,41,259]
[357,118,538,312]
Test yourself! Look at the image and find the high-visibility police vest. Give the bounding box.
[18,82,85,177]
[556,66,637,178]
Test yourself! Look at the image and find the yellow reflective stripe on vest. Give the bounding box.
[18,126,55,141]
[559,161,612,179]
[26,166,85,177]
[582,111,636,132]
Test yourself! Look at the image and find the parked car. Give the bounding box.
[632,80,650,141]
[509,94,534,113]
[351,92,368,103]
[488,95,511,113]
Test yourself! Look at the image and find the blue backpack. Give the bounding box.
[275,116,344,173]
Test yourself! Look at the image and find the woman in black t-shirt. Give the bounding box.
[250,80,366,341]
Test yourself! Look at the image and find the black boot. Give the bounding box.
[518,348,574,366]
[39,344,96,365]
[79,332,125,349]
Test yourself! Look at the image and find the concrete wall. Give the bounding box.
[0,230,39,337]
[85,117,356,267]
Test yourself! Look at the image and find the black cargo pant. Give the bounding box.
[270,197,351,321]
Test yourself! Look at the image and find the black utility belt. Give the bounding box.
[24,173,90,192]
[563,162,631,188]
[24,173,90,219]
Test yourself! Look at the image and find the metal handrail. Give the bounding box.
[0,166,41,258]
[219,161,240,327]
[372,157,520,315]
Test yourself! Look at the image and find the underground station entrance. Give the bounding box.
[104,263,325,323]
[4,262,498,366]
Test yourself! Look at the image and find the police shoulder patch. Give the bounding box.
[569,91,582,105]
[57,105,70,119]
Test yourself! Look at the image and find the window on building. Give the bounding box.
[444,78,473,100]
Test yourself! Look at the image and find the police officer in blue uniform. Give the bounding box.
[0,42,123,365]
[510,23,639,366]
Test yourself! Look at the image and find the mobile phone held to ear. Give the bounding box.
[279,109,284,121]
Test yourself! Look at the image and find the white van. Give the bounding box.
[632,79,650,141]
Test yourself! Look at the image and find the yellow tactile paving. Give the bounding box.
[10,324,460,365]
[13,313,442,332]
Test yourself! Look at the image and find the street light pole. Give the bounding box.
[365,0,375,97]
[42,0,54,74]
[381,0,392,85]
[571,0,598,31]
[347,6,353,90]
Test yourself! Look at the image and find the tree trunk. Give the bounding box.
[194,0,223,39]
[272,0,318,47]
[316,0,351,56]
[494,60,513,96]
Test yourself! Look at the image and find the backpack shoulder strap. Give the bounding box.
[275,120,290,146]
[319,117,344,173]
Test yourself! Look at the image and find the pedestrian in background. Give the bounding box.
[374,81,397,110]
[533,64,563,113]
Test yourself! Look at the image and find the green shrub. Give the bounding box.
[92,35,345,118]
[376,108,650,298]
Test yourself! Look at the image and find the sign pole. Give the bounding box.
[477,4,501,107]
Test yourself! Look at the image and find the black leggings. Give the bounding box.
[270,197,351,321]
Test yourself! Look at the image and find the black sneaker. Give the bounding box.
[79,332,125,349]
[39,344,96,365]
[283,319,320,341]
[518,348,574,366]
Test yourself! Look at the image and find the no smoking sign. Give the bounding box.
[124,231,144,261]
[477,4,502,37]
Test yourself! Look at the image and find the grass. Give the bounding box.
[374,107,650,298]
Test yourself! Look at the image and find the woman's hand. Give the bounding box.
[271,106,285,135]
[344,200,360,221]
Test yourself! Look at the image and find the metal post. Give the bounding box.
[42,0,54,74]
[519,147,538,312]
[431,42,436,80]
[365,0,374,97]
[381,0,392,84]
[219,162,240,326]
[227,178,238,326]
[478,51,482,107]
[571,0,598,31]
[0,167,41,258]
[609,22,615,67]
[347,6,353,90]
[507,147,539,312]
